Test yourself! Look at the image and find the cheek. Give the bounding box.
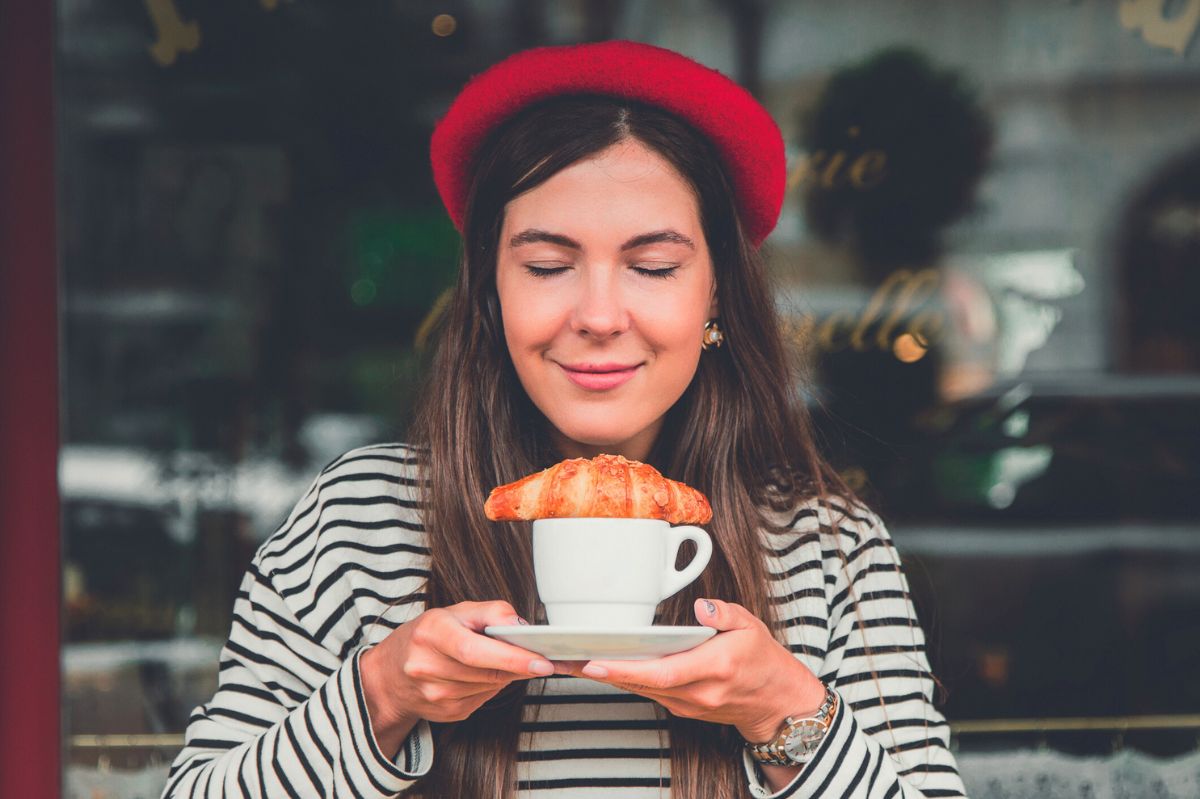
[655,339,702,391]
[639,292,707,350]
[637,309,705,398]
[499,287,560,353]
[518,318,566,366]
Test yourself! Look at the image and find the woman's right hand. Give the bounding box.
[359,601,555,755]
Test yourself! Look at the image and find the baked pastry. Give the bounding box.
[484,453,712,524]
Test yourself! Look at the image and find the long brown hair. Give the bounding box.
[403,93,898,798]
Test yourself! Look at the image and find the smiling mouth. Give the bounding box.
[558,363,641,390]
[561,363,643,373]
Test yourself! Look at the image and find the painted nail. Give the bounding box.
[703,599,717,617]
[512,616,529,626]
[529,660,554,675]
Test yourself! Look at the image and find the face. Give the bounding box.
[495,138,718,463]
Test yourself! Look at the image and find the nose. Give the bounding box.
[569,266,629,339]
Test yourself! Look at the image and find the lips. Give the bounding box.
[562,362,641,373]
[559,362,641,391]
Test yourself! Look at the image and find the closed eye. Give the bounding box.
[633,265,679,280]
[522,264,680,280]
[522,265,569,278]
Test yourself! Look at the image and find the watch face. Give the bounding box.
[782,721,823,760]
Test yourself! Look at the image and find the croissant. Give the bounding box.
[484,453,712,524]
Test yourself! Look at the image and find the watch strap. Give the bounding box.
[744,684,838,767]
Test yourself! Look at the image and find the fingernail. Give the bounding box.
[582,664,608,678]
[529,659,554,675]
[703,599,717,617]
[512,616,529,626]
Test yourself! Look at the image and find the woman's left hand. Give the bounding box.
[553,598,827,742]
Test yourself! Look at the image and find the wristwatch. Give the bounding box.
[743,683,839,767]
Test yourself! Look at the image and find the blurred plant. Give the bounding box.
[799,47,995,281]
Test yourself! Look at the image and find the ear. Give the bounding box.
[708,289,719,320]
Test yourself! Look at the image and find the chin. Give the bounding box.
[552,416,643,449]
[559,428,629,448]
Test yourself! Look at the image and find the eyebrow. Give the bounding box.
[507,228,695,252]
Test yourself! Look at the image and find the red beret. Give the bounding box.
[430,39,785,249]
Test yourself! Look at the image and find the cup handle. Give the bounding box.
[661,525,713,600]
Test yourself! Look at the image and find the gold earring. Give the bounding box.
[702,319,725,350]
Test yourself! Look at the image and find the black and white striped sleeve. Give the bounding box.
[160,473,434,799]
[741,506,968,799]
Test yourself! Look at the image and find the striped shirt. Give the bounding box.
[162,443,967,798]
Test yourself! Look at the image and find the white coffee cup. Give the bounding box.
[532,517,713,628]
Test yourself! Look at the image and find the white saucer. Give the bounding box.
[483,625,717,661]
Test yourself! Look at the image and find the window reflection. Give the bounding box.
[57,1,1200,794]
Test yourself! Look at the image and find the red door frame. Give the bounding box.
[0,2,61,797]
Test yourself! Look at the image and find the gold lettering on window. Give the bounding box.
[787,269,947,357]
[1119,0,1200,56]
[145,0,289,66]
[787,128,889,193]
[144,0,200,67]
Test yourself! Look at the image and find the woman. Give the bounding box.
[163,40,967,799]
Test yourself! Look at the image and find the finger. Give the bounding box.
[581,654,705,691]
[580,657,696,691]
[433,622,554,678]
[694,598,760,632]
[426,652,547,685]
[447,600,527,632]
[424,683,506,719]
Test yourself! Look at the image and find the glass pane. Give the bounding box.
[58,2,1200,795]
